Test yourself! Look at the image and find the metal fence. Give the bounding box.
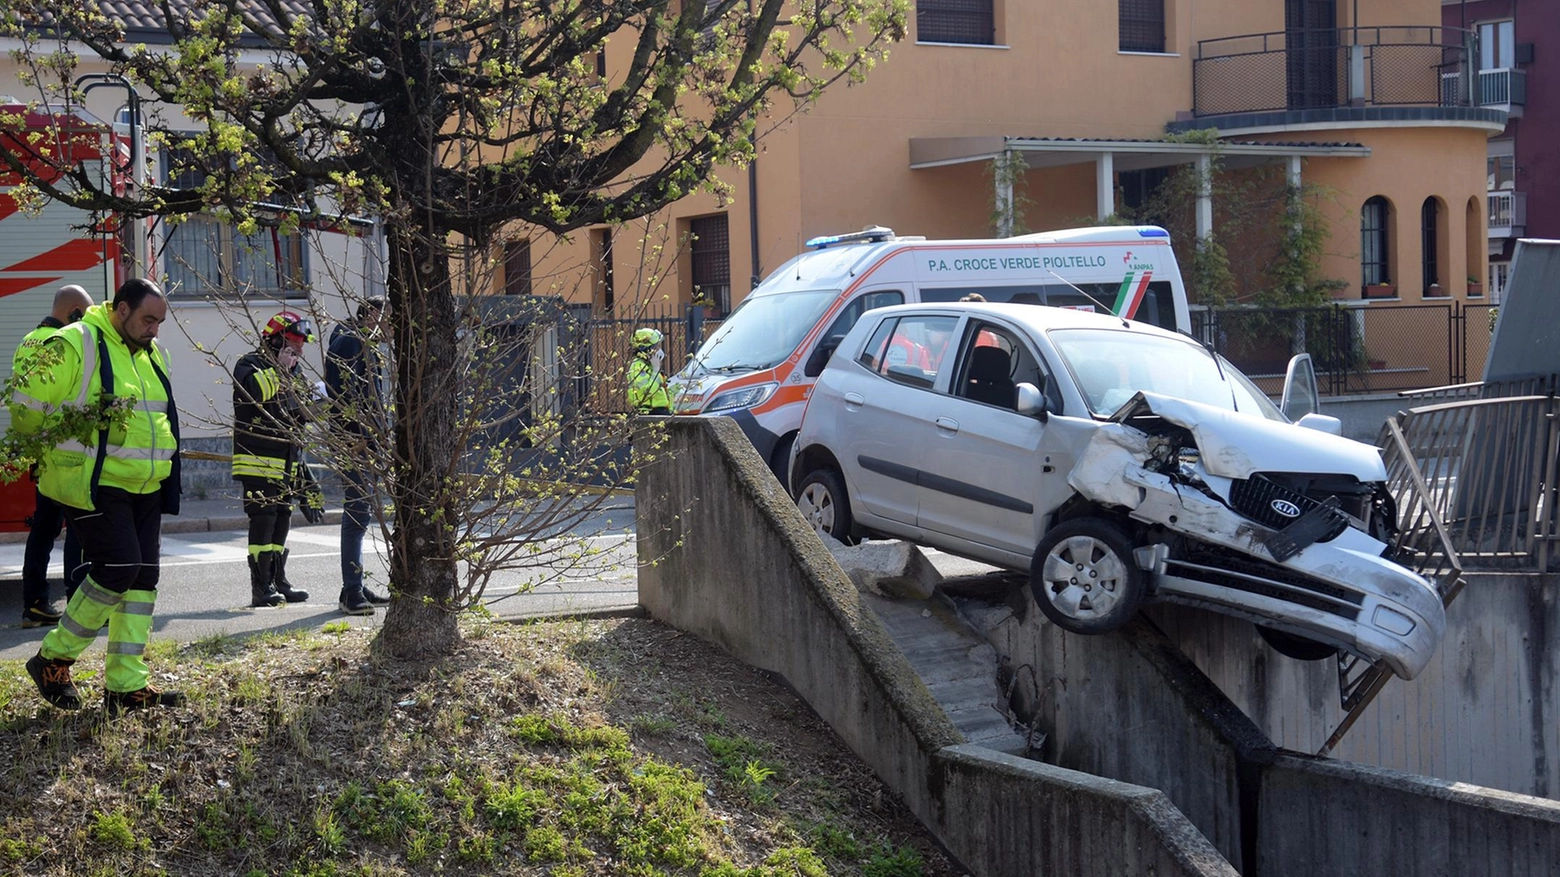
[1193,302,1495,398]
[1193,26,1470,117]
[572,306,724,415]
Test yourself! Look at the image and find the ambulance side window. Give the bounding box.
[822,290,904,342]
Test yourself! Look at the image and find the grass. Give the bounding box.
[0,617,960,876]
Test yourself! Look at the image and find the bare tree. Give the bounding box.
[0,0,907,658]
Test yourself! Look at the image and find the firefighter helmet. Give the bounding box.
[262,311,316,342]
[633,327,664,350]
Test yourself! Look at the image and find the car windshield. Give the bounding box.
[689,289,839,372]
[1050,328,1286,421]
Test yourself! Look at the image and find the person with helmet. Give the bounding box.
[627,327,672,414]
[232,310,321,608]
[14,278,185,715]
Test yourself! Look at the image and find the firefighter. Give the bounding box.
[15,278,184,714]
[13,284,93,625]
[627,327,672,414]
[233,310,322,608]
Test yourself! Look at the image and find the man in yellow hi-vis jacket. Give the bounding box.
[10,278,184,715]
[627,327,672,414]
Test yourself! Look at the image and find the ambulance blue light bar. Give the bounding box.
[805,226,896,249]
[1137,227,1170,237]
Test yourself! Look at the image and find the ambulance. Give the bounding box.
[669,224,1194,479]
[0,103,126,530]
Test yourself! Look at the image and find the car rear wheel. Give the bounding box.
[797,468,856,545]
[1029,518,1145,635]
[1256,625,1339,661]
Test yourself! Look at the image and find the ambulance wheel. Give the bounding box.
[1029,518,1145,635]
[1256,625,1338,661]
[797,468,856,545]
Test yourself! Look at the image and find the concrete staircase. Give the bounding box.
[861,590,1032,756]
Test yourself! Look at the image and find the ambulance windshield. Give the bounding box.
[690,290,838,372]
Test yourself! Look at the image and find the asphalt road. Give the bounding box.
[0,519,641,663]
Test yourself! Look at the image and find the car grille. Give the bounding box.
[1228,475,1349,542]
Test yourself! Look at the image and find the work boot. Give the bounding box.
[105,685,186,717]
[21,599,63,628]
[249,555,285,608]
[271,549,310,603]
[361,586,391,606]
[25,652,82,710]
[338,588,375,616]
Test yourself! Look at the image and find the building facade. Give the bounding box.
[514,0,1501,335]
[1443,0,1555,302]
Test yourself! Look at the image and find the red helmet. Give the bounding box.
[262,311,316,342]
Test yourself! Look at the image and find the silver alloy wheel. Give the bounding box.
[797,481,836,537]
[1038,533,1128,621]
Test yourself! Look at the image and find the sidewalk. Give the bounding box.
[0,494,343,544]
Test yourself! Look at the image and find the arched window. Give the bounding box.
[1361,196,1391,290]
[1421,197,1444,295]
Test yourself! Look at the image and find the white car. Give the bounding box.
[789,302,1445,679]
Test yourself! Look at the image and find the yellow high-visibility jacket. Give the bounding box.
[8,304,177,510]
[627,354,671,412]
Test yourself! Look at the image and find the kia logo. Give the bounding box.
[1270,499,1302,518]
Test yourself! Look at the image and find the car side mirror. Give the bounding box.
[1281,353,1321,421]
[804,335,844,377]
[1015,381,1050,420]
[1295,412,1343,435]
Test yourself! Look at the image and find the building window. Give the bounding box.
[160,146,305,298]
[1478,20,1514,71]
[1119,0,1165,53]
[1119,168,1171,225]
[689,214,731,315]
[1489,261,1509,304]
[592,228,614,312]
[917,0,994,46]
[1420,198,1441,295]
[1361,195,1391,290]
[1487,153,1515,191]
[503,238,531,296]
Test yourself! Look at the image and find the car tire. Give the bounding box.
[1256,625,1339,661]
[1029,518,1145,635]
[796,468,856,545]
[770,433,796,487]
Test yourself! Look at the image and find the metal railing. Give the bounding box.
[1489,189,1527,233]
[1193,301,1496,397]
[1193,26,1471,117]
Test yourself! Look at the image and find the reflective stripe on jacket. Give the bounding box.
[627,354,670,412]
[231,348,304,482]
[9,304,177,509]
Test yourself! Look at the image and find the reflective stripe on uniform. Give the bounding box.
[254,368,281,402]
[232,453,287,479]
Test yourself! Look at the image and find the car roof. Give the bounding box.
[862,300,1190,341]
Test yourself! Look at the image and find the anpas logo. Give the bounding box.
[1122,251,1134,263]
[1270,499,1303,519]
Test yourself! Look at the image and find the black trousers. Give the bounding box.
[62,486,163,594]
[239,476,292,551]
[23,485,84,604]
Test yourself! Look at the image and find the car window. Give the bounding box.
[821,290,904,343]
[952,322,1055,412]
[858,314,958,390]
[1051,327,1285,420]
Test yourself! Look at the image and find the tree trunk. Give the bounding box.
[377,214,463,658]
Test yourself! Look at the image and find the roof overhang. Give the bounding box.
[909,136,1372,172]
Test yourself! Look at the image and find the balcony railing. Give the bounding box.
[1488,190,1527,237]
[1194,26,1471,117]
[1442,67,1527,109]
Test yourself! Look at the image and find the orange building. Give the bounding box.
[503,0,1501,334]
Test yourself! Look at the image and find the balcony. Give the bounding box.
[1488,190,1527,239]
[1179,26,1507,134]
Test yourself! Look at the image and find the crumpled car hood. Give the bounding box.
[1109,391,1387,481]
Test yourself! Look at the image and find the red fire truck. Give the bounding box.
[0,102,127,531]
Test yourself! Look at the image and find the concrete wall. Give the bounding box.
[636,416,1236,877]
[1150,571,1560,802]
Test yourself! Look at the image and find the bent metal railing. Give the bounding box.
[1321,382,1560,753]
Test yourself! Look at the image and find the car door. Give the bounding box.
[912,319,1075,563]
[837,313,960,526]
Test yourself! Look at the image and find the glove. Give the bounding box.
[301,489,325,524]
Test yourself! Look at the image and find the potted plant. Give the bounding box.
[1362,282,1397,299]
[1467,275,1485,297]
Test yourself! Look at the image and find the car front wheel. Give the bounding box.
[796,468,856,545]
[1029,518,1145,635]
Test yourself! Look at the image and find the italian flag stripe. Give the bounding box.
[1112,271,1153,319]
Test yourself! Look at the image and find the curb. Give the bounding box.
[0,510,346,543]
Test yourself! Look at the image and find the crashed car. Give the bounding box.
[789,302,1445,679]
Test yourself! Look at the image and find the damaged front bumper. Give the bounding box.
[1071,424,1446,680]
